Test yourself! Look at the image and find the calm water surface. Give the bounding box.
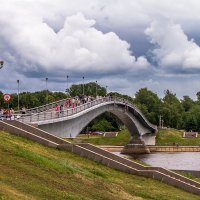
[114,152,200,170]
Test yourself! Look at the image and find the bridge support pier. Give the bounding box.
[121,134,151,154]
[121,143,150,154]
[140,134,156,146]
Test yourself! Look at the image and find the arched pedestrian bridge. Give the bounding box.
[19,97,157,145]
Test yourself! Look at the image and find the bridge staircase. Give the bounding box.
[0,120,200,195]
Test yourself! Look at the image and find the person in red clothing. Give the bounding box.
[65,99,71,108]
[71,98,75,109]
[54,104,60,111]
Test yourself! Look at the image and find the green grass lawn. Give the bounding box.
[1,131,200,200]
[69,128,200,147]
[68,129,130,146]
[156,129,200,146]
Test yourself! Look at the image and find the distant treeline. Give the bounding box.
[1,82,200,132]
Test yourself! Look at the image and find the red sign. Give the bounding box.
[3,94,12,103]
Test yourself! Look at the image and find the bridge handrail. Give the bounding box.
[17,96,110,121]
[113,98,157,130]
[16,96,156,131]
[15,97,71,114]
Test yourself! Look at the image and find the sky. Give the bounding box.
[1,0,200,99]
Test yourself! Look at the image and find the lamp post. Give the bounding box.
[161,119,164,129]
[17,80,20,112]
[45,77,48,104]
[0,61,4,69]
[95,80,97,97]
[66,75,69,95]
[159,115,163,128]
[82,76,85,95]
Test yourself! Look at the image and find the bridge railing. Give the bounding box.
[15,96,156,130]
[113,98,157,130]
[17,96,112,123]
[15,98,70,114]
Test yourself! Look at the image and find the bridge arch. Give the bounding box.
[25,98,157,145]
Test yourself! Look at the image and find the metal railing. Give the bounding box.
[15,97,71,114]
[18,97,111,123]
[14,96,156,131]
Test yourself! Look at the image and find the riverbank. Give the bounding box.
[68,128,200,146]
[149,146,200,152]
[99,145,200,152]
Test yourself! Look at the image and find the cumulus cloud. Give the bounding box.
[1,0,200,98]
[0,4,149,77]
[145,19,200,72]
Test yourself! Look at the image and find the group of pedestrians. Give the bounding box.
[0,107,15,120]
[65,95,99,108]
[0,95,106,120]
[53,95,104,112]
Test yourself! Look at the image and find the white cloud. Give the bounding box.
[145,19,200,71]
[1,0,200,99]
[0,7,149,75]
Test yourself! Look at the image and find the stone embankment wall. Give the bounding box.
[100,145,200,152]
[149,146,200,152]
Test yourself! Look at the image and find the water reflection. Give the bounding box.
[114,152,200,170]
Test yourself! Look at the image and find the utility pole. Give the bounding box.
[159,115,162,128]
[161,119,164,129]
[66,75,69,94]
[17,80,20,112]
[95,80,97,97]
[82,76,85,95]
[45,77,48,104]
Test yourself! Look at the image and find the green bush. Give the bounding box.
[91,119,116,132]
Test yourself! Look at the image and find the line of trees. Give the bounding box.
[132,88,200,132]
[1,83,200,132]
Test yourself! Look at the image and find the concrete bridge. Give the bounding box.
[19,97,157,145]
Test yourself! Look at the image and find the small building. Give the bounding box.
[103,132,118,138]
[183,131,198,138]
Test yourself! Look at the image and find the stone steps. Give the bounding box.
[5,120,69,145]
[77,143,200,189]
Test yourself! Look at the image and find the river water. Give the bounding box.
[114,152,200,170]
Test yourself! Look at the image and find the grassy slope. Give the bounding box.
[68,129,130,145]
[1,132,200,200]
[156,129,200,146]
[72,129,200,147]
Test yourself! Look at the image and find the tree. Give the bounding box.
[91,119,116,132]
[133,88,161,125]
[181,96,194,112]
[182,105,200,131]
[68,82,106,97]
[161,90,184,128]
[196,91,200,102]
[86,112,121,132]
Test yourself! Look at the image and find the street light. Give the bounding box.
[159,115,162,128]
[0,61,4,69]
[106,85,108,95]
[82,76,85,95]
[45,77,48,104]
[17,80,20,112]
[66,75,69,94]
[161,119,164,129]
[95,80,98,97]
